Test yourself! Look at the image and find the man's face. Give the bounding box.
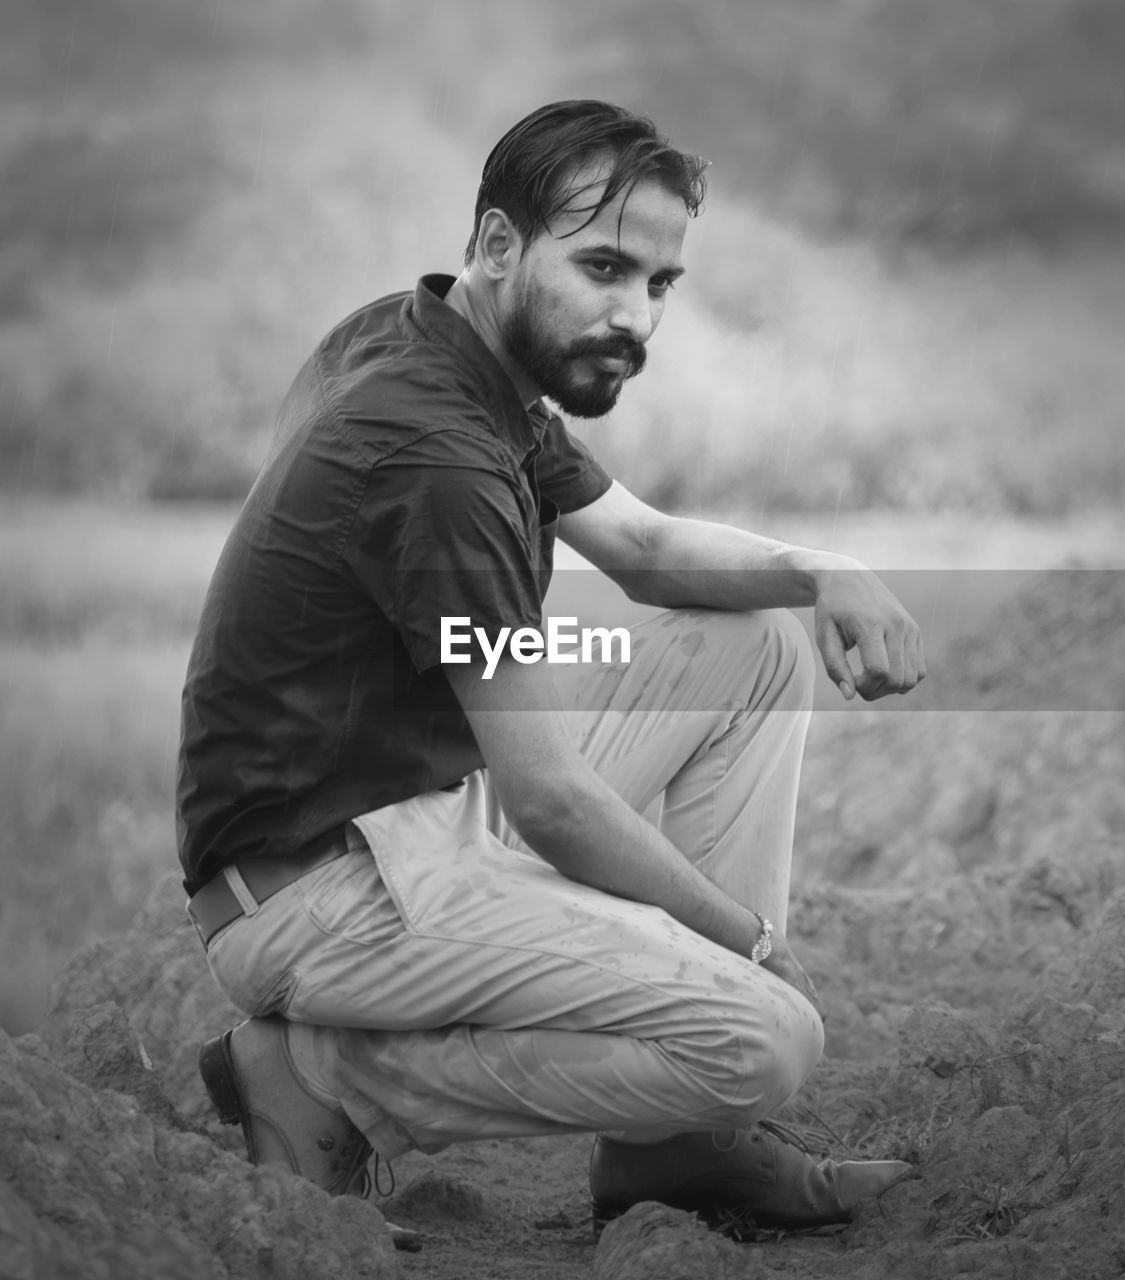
[499,166,689,418]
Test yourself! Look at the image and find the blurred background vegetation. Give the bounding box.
[2,0,1124,1034]
[3,0,1124,512]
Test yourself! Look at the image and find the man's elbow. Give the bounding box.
[607,567,680,609]
[504,778,591,859]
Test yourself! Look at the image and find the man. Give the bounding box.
[178,100,923,1241]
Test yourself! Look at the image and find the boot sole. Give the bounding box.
[591,1199,625,1237]
[199,1030,254,1155]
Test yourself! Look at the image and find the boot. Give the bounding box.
[589,1126,915,1234]
[199,1016,421,1251]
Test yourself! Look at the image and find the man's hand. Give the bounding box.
[813,562,926,701]
[761,930,825,1022]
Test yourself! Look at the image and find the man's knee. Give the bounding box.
[758,609,815,708]
[692,608,815,713]
[759,999,825,1107]
[732,990,824,1115]
[672,986,824,1119]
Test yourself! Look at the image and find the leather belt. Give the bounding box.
[187,831,352,947]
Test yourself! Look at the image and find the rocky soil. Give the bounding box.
[2,568,1122,1279]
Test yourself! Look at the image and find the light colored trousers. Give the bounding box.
[204,608,824,1159]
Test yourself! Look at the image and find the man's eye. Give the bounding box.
[649,278,676,297]
[587,260,620,279]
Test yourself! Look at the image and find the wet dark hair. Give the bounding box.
[464,100,707,266]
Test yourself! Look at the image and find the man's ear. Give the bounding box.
[474,208,524,281]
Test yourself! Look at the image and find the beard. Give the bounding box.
[501,284,647,419]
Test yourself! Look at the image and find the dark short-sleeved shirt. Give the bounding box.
[176,274,612,895]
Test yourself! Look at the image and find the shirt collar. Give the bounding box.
[410,274,549,458]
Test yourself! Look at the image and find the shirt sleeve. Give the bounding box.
[534,410,613,514]
[342,437,548,673]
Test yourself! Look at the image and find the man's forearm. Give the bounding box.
[516,773,767,963]
[613,516,858,612]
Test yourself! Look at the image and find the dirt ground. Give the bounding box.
[364,567,1125,1279]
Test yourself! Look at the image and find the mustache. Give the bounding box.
[564,334,647,375]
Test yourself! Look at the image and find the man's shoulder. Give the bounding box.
[314,288,414,383]
[314,287,499,443]
[321,283,409,336]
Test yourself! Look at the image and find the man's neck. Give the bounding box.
[444,272,541,409]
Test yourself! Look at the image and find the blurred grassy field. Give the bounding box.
[2,0,1123,511]
[0,503,232,1032]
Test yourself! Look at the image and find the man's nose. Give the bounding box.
[607,283,655,344]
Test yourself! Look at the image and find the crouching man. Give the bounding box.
[178,100,923,1240]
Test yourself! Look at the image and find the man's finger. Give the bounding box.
[854,628,890,699]
[816,619,856,699]
[802,976,826,1022]
[900,624,928,692]
[883,626,907,690]
[901,628,924,691]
